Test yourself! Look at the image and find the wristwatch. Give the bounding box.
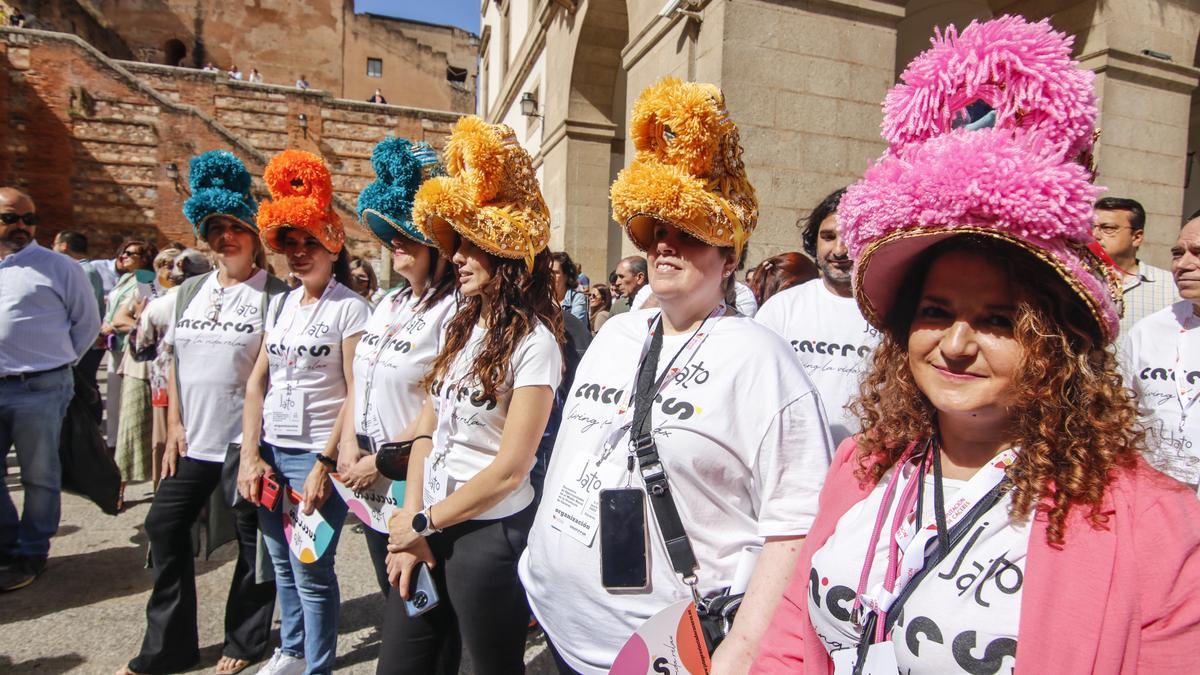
[315,454,337,471]
[411,508,439,537]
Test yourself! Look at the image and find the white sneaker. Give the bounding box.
[256,648,306,675]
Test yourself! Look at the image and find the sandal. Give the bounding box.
[215,656,251,675]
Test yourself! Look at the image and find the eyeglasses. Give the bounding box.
[206,287,226,322]
[1092,223,1132,236]
[0,212,38,226]
[119,249,145,259]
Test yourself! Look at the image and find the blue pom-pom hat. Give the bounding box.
[182,150,258,238]
[357,138,443,248]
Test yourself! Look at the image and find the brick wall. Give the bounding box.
[1,27,460,260]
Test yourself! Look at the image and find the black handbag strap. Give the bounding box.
[632,318,700,581]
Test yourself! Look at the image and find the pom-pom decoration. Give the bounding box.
[611,77,757,260]
[182,150,258,238]
[356,138,442,248]
[841,15,1121,345]
[257,149,345,254]
[883,16,1097,160]
[412,116,549,271]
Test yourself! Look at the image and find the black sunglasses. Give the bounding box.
[0,212,38,226]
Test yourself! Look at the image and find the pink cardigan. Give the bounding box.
[752,437,1200,674]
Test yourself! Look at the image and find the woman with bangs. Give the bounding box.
[237,150,371,675]
[377,117,563,674]
[753,17,1200,674]
[336,138,460,597]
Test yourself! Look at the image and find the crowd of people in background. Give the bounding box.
[2,14,1200,675]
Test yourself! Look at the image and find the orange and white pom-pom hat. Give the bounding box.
[610,76,758,261]
[257,149,345,254]
[411,116,549,271]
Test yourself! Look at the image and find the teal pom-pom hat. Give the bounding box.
[357,138,443,248]
[182,150,259,238]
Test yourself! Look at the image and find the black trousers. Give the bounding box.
[364,524,392,597]
[376,503,536,675]
[128,457,275,673]
[76,348,105,424]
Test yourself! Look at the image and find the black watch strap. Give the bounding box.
[316,454,336,470]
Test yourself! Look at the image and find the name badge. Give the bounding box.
[270,388,305,437]
[832,642,899,675]
[423,454,448,506]
[549,451,625,547]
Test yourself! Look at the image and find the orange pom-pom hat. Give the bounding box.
[611,77,758,260]
[412,116,549,271]
[257,149,345,254]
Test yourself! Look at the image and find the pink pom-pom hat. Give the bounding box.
[840,15,1122,344]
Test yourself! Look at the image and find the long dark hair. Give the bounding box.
[332,248,353,288]
[415,245,457,312]
[427,249,564,400]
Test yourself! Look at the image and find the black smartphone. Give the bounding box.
[355,433,376,454]
[405,561,440,618]
[599,488,650,591]
[376,440,414,481]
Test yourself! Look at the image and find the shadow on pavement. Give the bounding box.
[0,535,152,623]
[0,653,87,673]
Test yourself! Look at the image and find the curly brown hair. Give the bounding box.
[427,249,564,400]
[850,235,1143,547]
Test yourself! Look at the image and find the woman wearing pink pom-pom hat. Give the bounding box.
[751,16,1200,675]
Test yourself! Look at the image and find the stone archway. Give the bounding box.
[163,38,187,67]
[541,0,629,281]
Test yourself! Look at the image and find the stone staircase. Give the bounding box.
[1,26,459,252]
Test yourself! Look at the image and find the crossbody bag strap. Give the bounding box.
[632,319,700,581]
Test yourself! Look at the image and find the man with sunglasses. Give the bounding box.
[1093,197,1178,333]
[0,187,101,591]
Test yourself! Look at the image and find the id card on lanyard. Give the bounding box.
[271,280,337,437]
[837,440,1017,675]
[548,305,725,547]
[360,288,424,445]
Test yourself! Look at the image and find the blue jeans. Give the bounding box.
[0,367,74,559]
[257,443,348,675]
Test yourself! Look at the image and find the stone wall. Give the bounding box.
[0,27,460,257]
[17,0,477,113]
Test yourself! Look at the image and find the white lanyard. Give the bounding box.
[1175,315,1200,423]
[278,278,337,385]
[360,288,425,431]
[600,305,725,463]
[859,447,1018,621]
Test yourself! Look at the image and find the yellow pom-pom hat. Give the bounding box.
[611,77,758,259]
[412,116,549,271]
[257,149,345,254]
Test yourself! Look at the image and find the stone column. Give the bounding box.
[718,0,905,266]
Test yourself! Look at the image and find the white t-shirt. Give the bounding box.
[1120,301,1200,492]
[427,320,562,519]
[756,278,880,446]
[733,280,758,317]
[138,289,178,405]
[809,460,1028,674]
[351,289,458,447]
[262,281,370,451]
[519,309,834,675]
[629,284,652,311]
[166,270,272,463]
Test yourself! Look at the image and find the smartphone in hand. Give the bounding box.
[260,474,281,511]
[405,561,440,618]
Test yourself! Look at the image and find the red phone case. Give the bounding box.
[260,474,281,511]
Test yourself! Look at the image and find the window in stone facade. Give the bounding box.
[367,58,383,78]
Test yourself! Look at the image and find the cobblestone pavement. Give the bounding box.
[0,473,554,673]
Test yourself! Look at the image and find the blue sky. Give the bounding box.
[355,0,481,35]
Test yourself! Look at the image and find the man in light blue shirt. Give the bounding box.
[0,187,100,592]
